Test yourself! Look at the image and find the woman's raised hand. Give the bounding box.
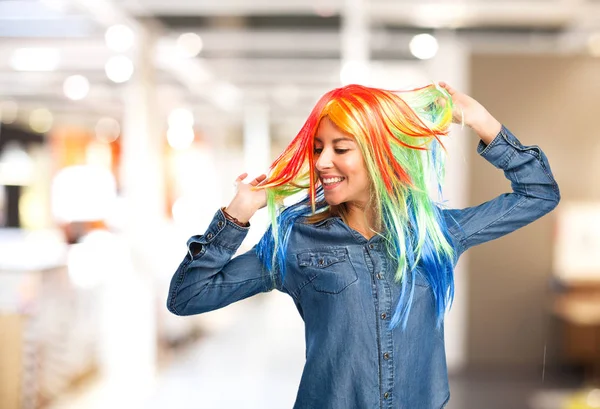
[438,81,502,144]
[224,172,268,224]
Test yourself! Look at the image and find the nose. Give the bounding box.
[315,148,333,171]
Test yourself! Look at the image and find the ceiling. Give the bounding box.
[0,0,599,135]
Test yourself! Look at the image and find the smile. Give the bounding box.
[321,176,345,189]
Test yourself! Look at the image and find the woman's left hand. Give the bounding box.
[438,81,502,144]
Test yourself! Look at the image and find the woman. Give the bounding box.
[166,82,560,408]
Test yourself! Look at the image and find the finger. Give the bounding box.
[439,82,457,96]
[235,172,248,183]
[249,174,267,186]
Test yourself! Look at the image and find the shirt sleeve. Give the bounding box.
[166,208,278,316]
[442,125,560,259]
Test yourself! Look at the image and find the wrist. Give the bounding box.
[221,207,251,227]
[470,115,502,145]
[223,204,253,225]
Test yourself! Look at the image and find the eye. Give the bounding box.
[313,147,323,154]
[335,149,349,154]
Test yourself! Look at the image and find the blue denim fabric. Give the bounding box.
[167,125,560,409]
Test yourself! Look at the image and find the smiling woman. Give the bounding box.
[313,118,371,207]
[255,83,457,329]
[167,82,560,409]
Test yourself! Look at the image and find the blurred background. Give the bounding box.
[1,0,600,408]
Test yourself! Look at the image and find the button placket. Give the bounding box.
[367,242,394,406]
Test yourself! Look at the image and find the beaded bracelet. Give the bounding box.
[221,207,250,227]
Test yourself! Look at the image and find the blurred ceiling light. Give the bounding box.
[167,127,195,150]
[0,100,18,124]
[588,33,600,57]
[409,34,439,60]
[105,24,135,52]
[29,108,53,133]
[10,48,60,72]
[63,74,90,101]
[168,108,194,129]
[340,61,369,86]
[95,117,121,143]
[0,141,34,186]
[176,33,203,58]
[105,55,134,83]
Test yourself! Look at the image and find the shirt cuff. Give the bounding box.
[476,125,533,169]
[186,208,250,258]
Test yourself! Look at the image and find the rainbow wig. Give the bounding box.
[255,83,456,329]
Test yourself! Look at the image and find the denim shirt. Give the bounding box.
[167,126,560,409]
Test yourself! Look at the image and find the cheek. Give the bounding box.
[348,158,368,179]
[354,163,371,189]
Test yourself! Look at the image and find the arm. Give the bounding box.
[166,208,277,316]
[442,125,560,258]
[167,171,271,316]
[437,82,560,258]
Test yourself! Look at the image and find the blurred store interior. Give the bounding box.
[1,0,600,408]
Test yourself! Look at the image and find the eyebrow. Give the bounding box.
[313,137,354,143]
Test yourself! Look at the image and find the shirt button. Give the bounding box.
[369,244,374,249]
[217,221,224,228]
[381,313,387,320]
[206,233,214,239]
[383,352,390,360]
[376,273,383,280]
[384,392,389,399]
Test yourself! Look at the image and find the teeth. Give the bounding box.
[322,177,344,185]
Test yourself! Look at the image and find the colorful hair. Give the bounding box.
[255,83,456,329]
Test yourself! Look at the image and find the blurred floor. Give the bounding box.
[47,291,581,409]
[142,292,306,409]
[447,370,578,409]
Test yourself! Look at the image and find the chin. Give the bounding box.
[324,195,344,207]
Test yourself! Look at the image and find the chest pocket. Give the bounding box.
[296,248,358,295]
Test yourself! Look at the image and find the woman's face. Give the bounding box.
[313,117,371,207]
